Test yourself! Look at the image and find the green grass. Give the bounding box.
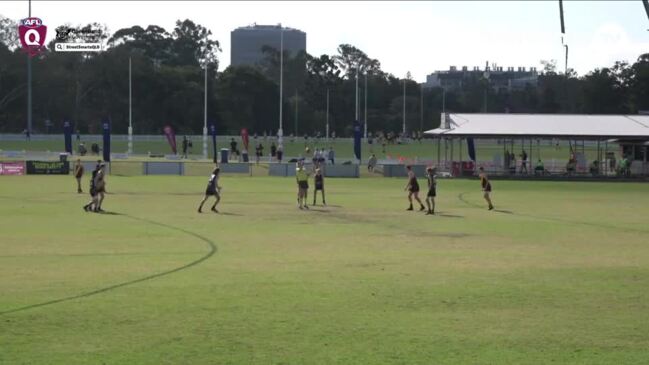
[1,175,648,364]
[1,138,600,162]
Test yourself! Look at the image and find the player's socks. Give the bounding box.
[407,205,413,211]
[419,205,425,211]
[211,206,218,213]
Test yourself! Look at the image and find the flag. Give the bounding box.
[102,118,111,162]
[163,125,177,154]
[241,128,249,152]
[467,138,476,161]
[353,120,362,161]
[63,119,72,154]
[210,122,217,163]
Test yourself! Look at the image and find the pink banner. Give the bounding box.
[0,162,25,175]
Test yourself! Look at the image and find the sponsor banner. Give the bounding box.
[163,125,177,154]
[26,161,70,175]
[0,162,26,176]
[241,128,249,152]
[19,17,47,57]
[353,120,362,161]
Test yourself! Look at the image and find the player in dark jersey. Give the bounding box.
[313,168,326,206]
[425,166,437,215]
[83,162,101,212]
[198,167,221,213]
[94,163,107,212]
[479,166,494,210]
[73,159,84,193]
[404,165,426,211]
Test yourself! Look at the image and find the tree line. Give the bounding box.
[0,16,648,136]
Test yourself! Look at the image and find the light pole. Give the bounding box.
[26,0,32,137]
[442,87,446,114]
[420,83,423,133]
[326,88,330,143]
[355,65,359,122]
[483,71,490,113]
[364,72,368,139]
[402,78,406,135]
[128,57,133,154]
[278,24,284,148]
[294,89,298,136]
[203,62,208,159]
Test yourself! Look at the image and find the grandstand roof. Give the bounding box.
[425,114,649,139]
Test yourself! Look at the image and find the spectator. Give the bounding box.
[182,136,189,158]
[509,152,516,175]
[78,142,87,156]
[91,143,100,155]
[277,145,284,163]
[535,158,545,176]
[566,152,577,176]
[270,142,277,161]
[255,143,264,164]
[368,154,377,172]
[328,147,335,165]
[589,160,599,176]
[230,138,239,158]
[520,150,528,174]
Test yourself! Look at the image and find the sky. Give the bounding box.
[3,1,649,82]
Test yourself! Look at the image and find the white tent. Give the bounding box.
[425,114,649,139]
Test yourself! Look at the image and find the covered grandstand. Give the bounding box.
[425,114,649,177]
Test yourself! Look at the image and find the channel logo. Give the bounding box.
[18,17,47,57]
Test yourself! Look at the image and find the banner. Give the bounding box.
[163,125,177,154]
[102,117,111,162]
[241,128,249,152]
[26,161,69,175]
[63,119,72,154]
[467,138,476,161]
[0,162,25,175]
[353,120,362,161]
[210,123,217,163]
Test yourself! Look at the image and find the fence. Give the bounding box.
[269,163,359,178]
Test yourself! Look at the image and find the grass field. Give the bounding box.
[1,175,648,364]
[0,138,600,162]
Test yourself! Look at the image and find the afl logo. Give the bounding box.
[19,17,47,57]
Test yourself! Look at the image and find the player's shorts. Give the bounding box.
[483,183,492,192]
[427,188,436,197]
[409,185,420,193]
[96,187,105,194]
[298,181,309,190]
[205,187,219,196]
[90,187,97,197]
[315,183,324,191]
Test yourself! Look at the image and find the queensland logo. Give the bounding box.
[18,17,47,57]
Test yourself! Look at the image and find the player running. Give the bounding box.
[425,166,437,215]
[479,166,494,210]
[296,161,309,209]
[313,168,326,206]
[73,159,84,193]
[94,163,107,212]
[404,165,426,211]
[83,161,100,212]
[198,166,221,213]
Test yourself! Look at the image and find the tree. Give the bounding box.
[333,44,381,78]
[0,15,19,50]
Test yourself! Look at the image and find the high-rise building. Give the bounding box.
[424,63,539,92]
[230,24,306,67]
